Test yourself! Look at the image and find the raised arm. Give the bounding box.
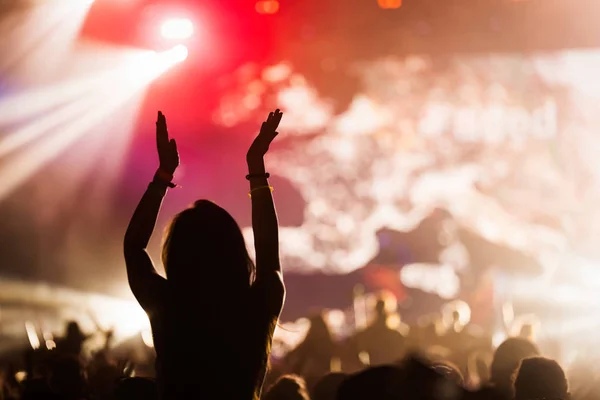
[123,111,178,310]
[247,110,284,285]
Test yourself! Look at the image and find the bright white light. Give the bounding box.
[25,322,40,350]
[441,300,471,326]
[141,328,154,348]
[170,44,189,62]
[400,264,460,299]
[160,18,194,39]
[123,45,188,85]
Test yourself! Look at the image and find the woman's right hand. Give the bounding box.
[156,111,179,175]
[247,109,283,165]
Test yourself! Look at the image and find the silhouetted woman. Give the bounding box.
[124,110,286,400]
[285,314,338,388]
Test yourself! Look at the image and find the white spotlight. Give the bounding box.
[160,18,194,39]
[170,44,189,63]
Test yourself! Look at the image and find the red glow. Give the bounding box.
[255,0,280,15]
[378,0,402,9]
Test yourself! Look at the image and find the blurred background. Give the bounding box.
[1,0,600,366]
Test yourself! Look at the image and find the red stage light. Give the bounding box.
[160,17,194,39]
[255,0,280,15]
[378,0,402,9]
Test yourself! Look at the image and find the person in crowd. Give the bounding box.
[47,355,87,400]
[311,372,347,400]
[55,322,90,359]
[263,374,310,400]
[285,313,338,388]
[21,378,58,400]
[442,305,469,348]
[123,110,286,399]
[114,378,158,400]
[351,297,406,366]
[430,361,464,387]
[488,338,540,400]
[336,365,403,400]
[514,357,569,400]
[409,314,444,354]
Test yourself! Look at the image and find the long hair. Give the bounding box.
[301,313,336,354]
[161,200,255,295]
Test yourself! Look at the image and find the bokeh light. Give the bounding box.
[378,0,402,9]
[256,1,280,15]
[214,53,600,276]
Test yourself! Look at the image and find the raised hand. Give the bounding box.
[156,111,179,175]
[247,109,283,163]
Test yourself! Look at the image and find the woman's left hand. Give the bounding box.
[156,111,179,175]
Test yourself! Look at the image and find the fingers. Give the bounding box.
[261,109,283,133]
[170,138,178,153]
[273,109,283,128]
[156,111,169,147]
[157,111,167,127]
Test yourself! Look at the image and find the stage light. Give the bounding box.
[170,44,189,63]
[378,0,402,9]
[25,322,40,350]
[256,1,280,15]
[0,44,186,201]
[160,17,194,39]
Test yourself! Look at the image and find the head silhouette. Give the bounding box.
[313,372,348,400]
[264,375,310,400]
[490,338,540,395]
[305,313,333,344]
[162,200,254,296]
[65,322,84,340]
[375,299,386,316]
[431,361,464,386]
[514,357,569,400]
[115,377,158,400]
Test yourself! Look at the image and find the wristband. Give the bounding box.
[246,173,270,180]
[154,169,177,188]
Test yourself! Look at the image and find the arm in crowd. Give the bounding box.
[247,110,285,293]
[123,111,177,309]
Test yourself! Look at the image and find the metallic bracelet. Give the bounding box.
[248,185,274,198]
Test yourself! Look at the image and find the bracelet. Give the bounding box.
[152,179,177,189]
[154,169,177,188]
[248,186,274,198]
[246,173,270,180]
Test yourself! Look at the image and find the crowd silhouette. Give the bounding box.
[0,109,590,400]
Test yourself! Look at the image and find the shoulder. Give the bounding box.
[253,272,285,298]
[134,274,168,313]
[251,272,285,316]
